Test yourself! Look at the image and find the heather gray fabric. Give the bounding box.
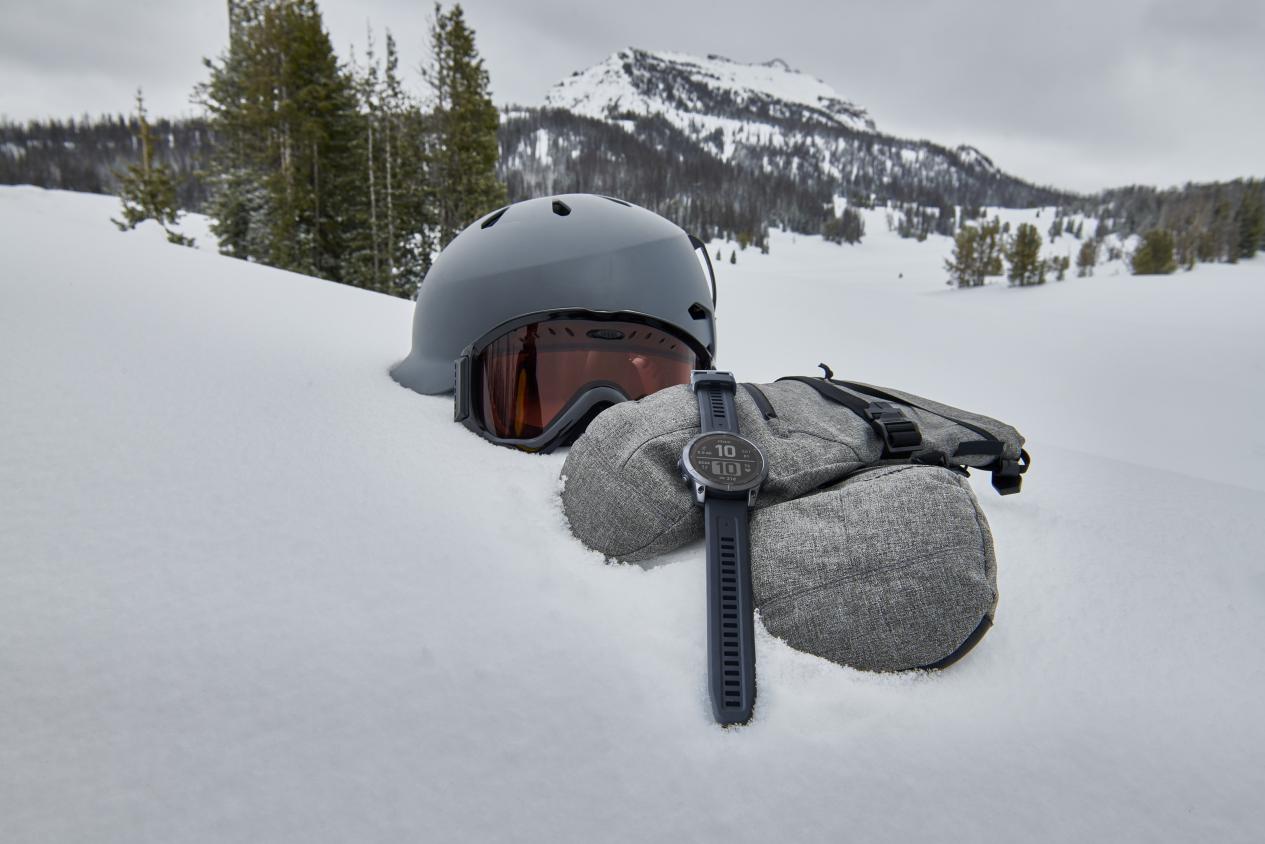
[560,377,1024,562]
[750,464,997,671]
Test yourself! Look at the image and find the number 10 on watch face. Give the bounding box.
[688,433,764,486]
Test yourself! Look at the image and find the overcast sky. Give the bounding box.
[2,0,1261,193]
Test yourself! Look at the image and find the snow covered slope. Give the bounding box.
[2,187,1263,842]
[547,49,878,137]
[538,48,1037,205]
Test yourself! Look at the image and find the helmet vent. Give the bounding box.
[480,207,508,229]
[586,328,625,340]
[552,200,572,217]
[688,303,710,320]
[600,195,631,207]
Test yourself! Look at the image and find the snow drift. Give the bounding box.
[1,187,1262,842]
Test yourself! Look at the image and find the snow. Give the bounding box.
[547,48,876,134]
[955,143,1000,174]
[533,127,552,167]
[543,48,877,169]
[535,49,999,193]
[2,186,1263,842]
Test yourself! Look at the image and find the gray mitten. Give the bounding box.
[561,376,1024,562]
[750,464,997,672]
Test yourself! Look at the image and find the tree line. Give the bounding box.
[497,107,844,250]
[185,0,504,298]
[943,184,1265,289]
[945,216,1083,289]
[0,114,212,209]
[4,3,1262,293]
[0,0,1067,277]
[1061,180,1265,273]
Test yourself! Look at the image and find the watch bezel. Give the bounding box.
[680,432,768,500]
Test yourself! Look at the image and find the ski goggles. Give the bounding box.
[454,310,712,452]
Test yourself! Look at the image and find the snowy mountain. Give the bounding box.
[501,47,1055,218]
[546,49,879,138]
[3,186,1263,842]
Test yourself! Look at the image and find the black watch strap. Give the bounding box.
[693,372,739,433]
[704,495,757,725]
[691,371,756,725]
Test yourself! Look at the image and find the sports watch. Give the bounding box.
[678,371,767,725]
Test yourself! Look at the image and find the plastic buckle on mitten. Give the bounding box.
[989,449,1030,495]
[864,401,922,457]
[911,449,971,478]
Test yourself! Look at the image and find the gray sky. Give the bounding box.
[1,0,1261,193]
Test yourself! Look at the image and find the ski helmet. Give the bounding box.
[390,194,718,451]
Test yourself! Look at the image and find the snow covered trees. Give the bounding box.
[1063,180,1265,268]
[197,0,504,297]
[112,90,190,245]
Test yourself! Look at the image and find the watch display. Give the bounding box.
[686,432,765,488]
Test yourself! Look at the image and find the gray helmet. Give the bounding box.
[390,193,717,397]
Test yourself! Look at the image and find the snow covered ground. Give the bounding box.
[2,187,1262,842]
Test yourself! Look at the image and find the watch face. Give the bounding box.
[686,433,764,488]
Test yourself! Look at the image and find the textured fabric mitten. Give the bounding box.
[751,464,998,671]
[561,378,1024,562]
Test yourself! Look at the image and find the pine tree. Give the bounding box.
[1212,198,1237,263]
[822,206,865,244]
[1006,223,1044,286]
[1131,229,1177,275]
[198,0,361,280]
[843,207,865,244]
[382,32,435,296]
[730,249,737,264]
[1175,227,1199,270]
[201,0,269,260]
[1076,239,1098,277]
[945,225,981,288]
[1236,185,1265,260]
[977,217,1004,277]
[309,21,437,299]
[425,3,507,249]
[113,88,191,245]
[1195,228,1219,263]
[1054,255,1070,281]
[343,28,385,291]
